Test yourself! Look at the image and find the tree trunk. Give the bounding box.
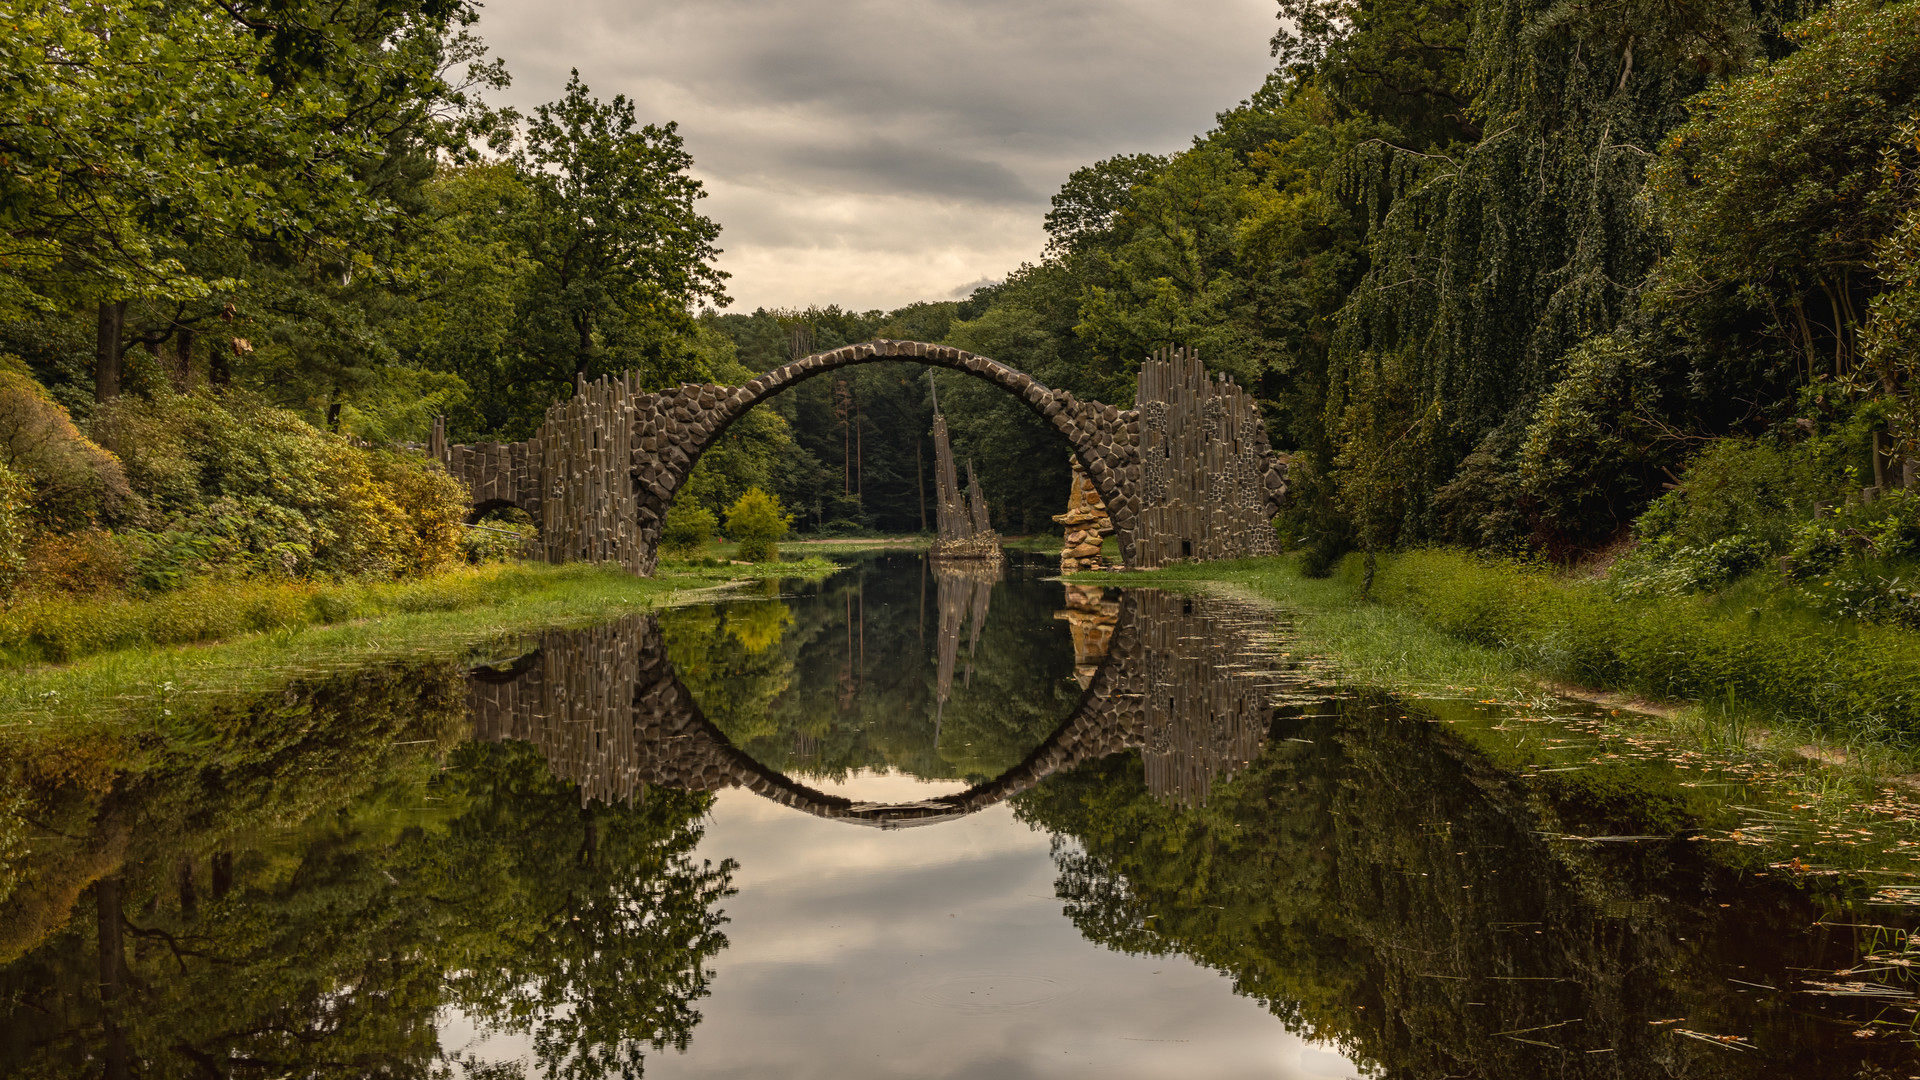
[209,343,232,388]
[95,301,126,403]
[96,876,125,1001]
[176,858,197,920]
[210,850,233,899]
[172,328,194,392]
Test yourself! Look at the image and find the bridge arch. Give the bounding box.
[439,339,1287,576]
[629,340,1140,575]
[466,589,1300,826]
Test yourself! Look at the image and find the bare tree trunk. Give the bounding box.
[918,440,926,532]
[176,858,197,920]
[210,850,233,899]
[172,328,194,392]
[95,301,126,403]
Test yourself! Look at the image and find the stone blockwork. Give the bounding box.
[1054,459,1113,573]
[439,339,1289,574]
[465,588,1316,823]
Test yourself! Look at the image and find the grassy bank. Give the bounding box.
[1,556,839,729]
[1099,550,1920,757]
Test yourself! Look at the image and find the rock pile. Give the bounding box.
[1054,458,1114,573]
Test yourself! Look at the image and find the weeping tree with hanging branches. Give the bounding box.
[1320,0,1818,554]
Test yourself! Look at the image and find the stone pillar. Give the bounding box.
[1054,457,1113,573]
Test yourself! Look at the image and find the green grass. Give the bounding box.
[1,557,841,731]
[1089,550,1920,763]
[1080,556,1531,698]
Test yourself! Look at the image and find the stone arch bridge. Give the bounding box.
[432,340,1288,573]
[465,590,1319,825]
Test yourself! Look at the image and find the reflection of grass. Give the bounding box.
[1091,553,1920,777]
[0,558,840,733]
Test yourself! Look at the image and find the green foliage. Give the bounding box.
[660,499,718,557]
[1043,153,1170,256]
[1649,0,1920,389]
[1512,335,1676,550]
[725,487,790,563]
[1635,438,1844,552]
[0,0,494,318]
[0,463,28,605]
[1359,548,1920,736]
[1861,116,1920,459]
[92,391,469,580]
[0,363,132,529]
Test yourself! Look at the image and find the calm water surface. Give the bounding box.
[5,549,1920,1078]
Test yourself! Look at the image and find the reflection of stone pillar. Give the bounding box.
[1053,584,1119,689]
[1130,592,1278,807]
[1054,458,1113,573]
[934,561,1000,724]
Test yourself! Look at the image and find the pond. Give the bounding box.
[4,549,1920,1078]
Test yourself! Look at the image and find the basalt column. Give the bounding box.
[1131,346,1286,566]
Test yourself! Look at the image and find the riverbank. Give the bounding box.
[1091,551,1920,773]
[0,556,840,731]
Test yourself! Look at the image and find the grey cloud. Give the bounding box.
[774,139,1039,205]
[475,0,1278,307]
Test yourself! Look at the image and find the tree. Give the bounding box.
[1649,0,1920,403]
[0,0,508,406]
[509,74,727,397]
[660,499,717,557]
[725,487,790,562]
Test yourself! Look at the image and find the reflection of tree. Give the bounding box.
[0,673,733,1079]
[665,553,1081,784]
[1017,694,1914,1078]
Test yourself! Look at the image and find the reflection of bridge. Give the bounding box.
[432,341,1287,574]
[465,590,1312,825]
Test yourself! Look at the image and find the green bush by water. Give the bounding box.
[1352,550,1920,739]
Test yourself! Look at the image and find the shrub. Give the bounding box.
[1609,534,1772,599]
[92,391,468,580]
[1635,438,1842,554]
[0,361,133,529]
[25,529,131,596]
[1515,334,1672,552]
[365,452,469,576]
[462,509,536,563]
[660,499,717,557]
[725,487,791,563]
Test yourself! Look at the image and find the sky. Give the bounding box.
[443,781,1362,1079]
[470,0,1283,313]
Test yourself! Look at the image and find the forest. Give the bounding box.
[1,0,1917,624]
